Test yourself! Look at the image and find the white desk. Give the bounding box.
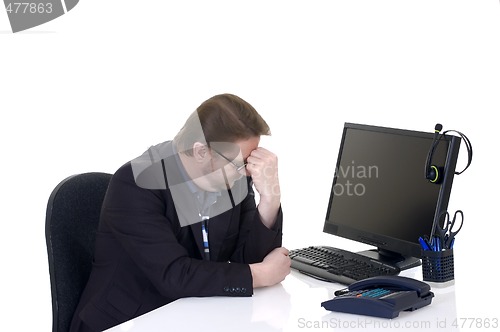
[106,267,458,332]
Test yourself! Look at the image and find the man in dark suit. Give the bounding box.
[70,94,290,332]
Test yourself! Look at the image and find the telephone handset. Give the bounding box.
[321,275,434,319]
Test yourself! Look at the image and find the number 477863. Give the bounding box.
[5,2,53,14]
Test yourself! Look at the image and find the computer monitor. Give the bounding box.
[323,123,461,270]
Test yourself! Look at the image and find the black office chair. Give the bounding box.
[45,172,112,332]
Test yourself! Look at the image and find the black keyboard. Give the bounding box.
[289,246,400,285]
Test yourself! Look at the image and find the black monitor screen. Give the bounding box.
[323,123,460,269]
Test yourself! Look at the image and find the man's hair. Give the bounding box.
[174,94,271,155]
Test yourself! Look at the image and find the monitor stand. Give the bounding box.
[357,248,421,270]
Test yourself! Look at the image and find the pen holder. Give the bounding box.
[421,248,454,282]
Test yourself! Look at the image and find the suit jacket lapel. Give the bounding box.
[202,191,234,261]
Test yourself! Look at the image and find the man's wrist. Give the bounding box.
[249,263,265,288]
[257,197,281,229]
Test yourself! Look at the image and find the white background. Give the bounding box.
[1,0,499,330]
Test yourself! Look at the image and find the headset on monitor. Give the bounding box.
[425,123,473,184]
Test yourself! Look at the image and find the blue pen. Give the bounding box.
[430,236,440,251]
[419,237,431,251]
[434,236,442,251]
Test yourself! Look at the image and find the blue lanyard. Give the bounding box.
[200,215,210,260]
[196,190,218,261]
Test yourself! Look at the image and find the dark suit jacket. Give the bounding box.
[70,141,283,332]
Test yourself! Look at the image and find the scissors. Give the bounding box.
[434,210,464,249]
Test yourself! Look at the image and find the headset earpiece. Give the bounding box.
[427,165,443,183]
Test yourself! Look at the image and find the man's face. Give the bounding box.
[204,137,260,191]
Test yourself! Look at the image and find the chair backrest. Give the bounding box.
[45,172,112,332]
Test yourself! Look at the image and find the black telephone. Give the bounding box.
[321,275,434,319]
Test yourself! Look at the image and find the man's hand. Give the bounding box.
[250,247,291,288]
[246,147,281,199]
[246,147,281,228]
